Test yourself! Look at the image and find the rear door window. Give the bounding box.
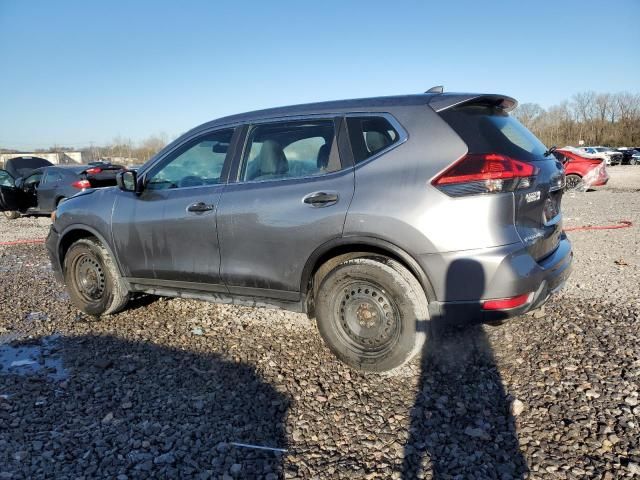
[346,117,400,164]
[440,105,549,161]
[241,120,339,182]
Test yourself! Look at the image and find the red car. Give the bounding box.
[554,148,609,190]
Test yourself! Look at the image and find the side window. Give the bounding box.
[147,129,234,190]
[241,120,339,182]
[23,173,43,189]
[346,116,400,164]
[0,171,15,187]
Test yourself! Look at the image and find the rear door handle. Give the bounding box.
[303,191,339,207]
[187,202,215,213]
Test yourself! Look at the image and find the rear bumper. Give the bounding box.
[423,234,573,325]
[592,177,609,187]
[46,225,64,283]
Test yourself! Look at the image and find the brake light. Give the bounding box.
[85,167,102,175]
[482,293,531,310]
[432,153,538,196]
[72,179,91,189]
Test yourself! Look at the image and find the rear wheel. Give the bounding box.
[3,211,20,220]
[565,174,583,191]
[315,257,428,372]
[63,237,129,316]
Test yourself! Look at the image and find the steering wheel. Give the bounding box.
[178,175,205,188]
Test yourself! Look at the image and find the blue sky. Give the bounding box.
[1,0,638,150]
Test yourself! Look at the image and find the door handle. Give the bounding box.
[187,202,215,213]
[303,191,339,207]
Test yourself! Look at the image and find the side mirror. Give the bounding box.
[116,170,139,193]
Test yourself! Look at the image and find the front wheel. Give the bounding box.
[315,257,428,372]
[63,237,129,316]
[3,211,20,220]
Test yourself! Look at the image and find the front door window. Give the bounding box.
[147,130,234,190]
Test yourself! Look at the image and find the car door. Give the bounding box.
[111,127,239,289]
[34,169,60,212]
[217,117,355,301]
[0,169,29,212]
[17,171,42,211]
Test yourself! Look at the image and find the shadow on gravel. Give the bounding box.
[402,259,528,479]
[0,334,289,478]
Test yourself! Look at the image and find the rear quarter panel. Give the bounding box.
[344,105,521,255]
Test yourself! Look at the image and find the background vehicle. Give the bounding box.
[617,147,640,165]
[3,155,53,177]
[0,162,124,219]
[45,92,572,372]
[579,146,623,166]
[555,147,608,190]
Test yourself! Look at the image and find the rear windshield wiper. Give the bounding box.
[544,146,557,157]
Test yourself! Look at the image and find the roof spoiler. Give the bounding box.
[428,93,518,113]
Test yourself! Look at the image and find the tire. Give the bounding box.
[631,158,638,166]
[565,174,583,191]
[315,256,428,372]
[63,237,129,316]
[3,211,20,220]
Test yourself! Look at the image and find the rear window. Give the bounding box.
[346,117,400,164]
[440,105,548,161]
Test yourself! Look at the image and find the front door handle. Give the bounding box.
[187,202,215,213]
[303,191,339,207]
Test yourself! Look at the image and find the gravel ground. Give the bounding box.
[1,167,639,479]
[561,166,640,304]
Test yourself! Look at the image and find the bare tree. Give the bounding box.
[515,91,640,147]
[512,103,544,126]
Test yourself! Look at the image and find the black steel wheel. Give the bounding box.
[72,252,107,303]
[332,280,402,357]
[315,256,428,372]
[63,237,129,316]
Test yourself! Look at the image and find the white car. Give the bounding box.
[579,146,623,166]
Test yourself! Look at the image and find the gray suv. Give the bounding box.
[46,92,572,371]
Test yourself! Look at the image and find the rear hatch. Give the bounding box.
[437,102,565,261]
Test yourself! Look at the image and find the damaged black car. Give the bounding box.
[0,156,124,219]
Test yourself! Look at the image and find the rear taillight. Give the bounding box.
[85,167,102,175]
[482,293,532,310]
[72,179,91,189]
[432,153,538,196]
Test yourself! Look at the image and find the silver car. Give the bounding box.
[44,91,572,371]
